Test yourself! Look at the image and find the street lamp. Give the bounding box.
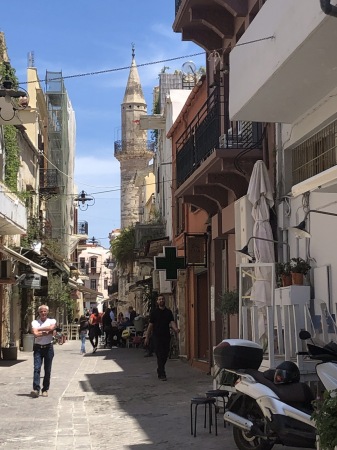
[235,236,290,261]
[288,209,337,239]
[0,62,29,122]
[74,190,95,211]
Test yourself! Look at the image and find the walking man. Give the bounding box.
[144,295,179,381]
[31,304,56,397]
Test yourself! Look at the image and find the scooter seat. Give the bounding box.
[244,369,315,407]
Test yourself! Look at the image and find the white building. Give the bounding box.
[229,0,337,323]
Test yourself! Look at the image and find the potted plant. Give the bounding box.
[290,257,311,285]
[218,290,239,316]
[276,261,292,287]
[312,389,337,450]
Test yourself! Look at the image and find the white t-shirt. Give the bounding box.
[31,317,56,345]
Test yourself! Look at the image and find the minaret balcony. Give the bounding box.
[114,139,156,159]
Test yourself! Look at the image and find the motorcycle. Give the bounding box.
[213,331,337,450]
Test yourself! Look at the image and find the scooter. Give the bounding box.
[213,331,337,450]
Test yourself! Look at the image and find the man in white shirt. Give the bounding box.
[31,304,56,398]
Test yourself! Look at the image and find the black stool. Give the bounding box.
[206,389,230,428]
[190,396,218,437]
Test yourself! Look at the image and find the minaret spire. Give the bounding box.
[115,46,153,229]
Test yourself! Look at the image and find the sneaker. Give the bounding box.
[159,375,167,381]
[93,347,97,353]
[41,391,48,397]
[30,390,39,398]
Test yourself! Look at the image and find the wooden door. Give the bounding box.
[196,272,209,361]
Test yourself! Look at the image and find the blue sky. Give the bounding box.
[2,1,205,248]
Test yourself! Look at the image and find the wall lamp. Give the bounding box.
[288,209,337,239]
[235,236,290,261]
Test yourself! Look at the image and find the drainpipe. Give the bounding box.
[320,0,337,17]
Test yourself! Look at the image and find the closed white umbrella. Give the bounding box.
[247,160,275,339]
[247,160,275,265]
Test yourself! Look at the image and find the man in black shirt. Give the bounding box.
[144,295,179,381]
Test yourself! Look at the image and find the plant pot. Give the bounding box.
[1,346,18,360]
[281,274,292,287]
[23,333,35,352]
[291,272,304,285]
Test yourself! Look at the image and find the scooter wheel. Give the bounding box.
[233,426,274,450]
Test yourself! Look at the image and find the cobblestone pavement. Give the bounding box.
[0,340,311,450]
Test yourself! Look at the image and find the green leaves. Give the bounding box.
[313,389,337,450]
[218,290,239,316]
[110,226,136,269]
[4,125,20,192]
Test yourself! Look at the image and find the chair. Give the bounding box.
[190,396,217,437]
[126,326,137,348]
[69,324,79,340]
[206,389,229,427]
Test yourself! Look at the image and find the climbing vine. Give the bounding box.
[4,125,20,192]
[1,62,21,193]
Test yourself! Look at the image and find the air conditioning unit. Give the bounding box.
[234,195,254,265]
[0,260,12,279]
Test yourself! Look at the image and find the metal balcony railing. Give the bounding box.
[175,0,182,15]
[78,221,88,235]
[292,119,337,185]
[176,88,263,187]
[39,169,59,191]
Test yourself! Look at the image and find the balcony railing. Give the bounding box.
[114,139,156,157]
[175,0,182,15]
[176,88,263,187]
[292,119,337,185]
[39,169,59,192]
[78,221,88,235]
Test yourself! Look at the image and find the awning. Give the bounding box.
[0,245,48,277]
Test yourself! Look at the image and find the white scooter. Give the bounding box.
[213,331,337,450]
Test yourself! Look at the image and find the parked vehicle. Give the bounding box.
[52,327,64,345]
[213,332,337,450]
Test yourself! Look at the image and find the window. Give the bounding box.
[90,257,97,274]
[104,279,108,290]
[90,279,97,290]
[79,257,85,269]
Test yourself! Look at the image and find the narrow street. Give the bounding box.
[0,340,237,450]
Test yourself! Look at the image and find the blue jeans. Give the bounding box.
[33,344,54,392]
[80,331,87,353]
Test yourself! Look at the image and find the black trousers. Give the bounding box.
[153,336,170,377]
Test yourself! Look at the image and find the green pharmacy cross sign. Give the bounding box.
[154,246,185,280]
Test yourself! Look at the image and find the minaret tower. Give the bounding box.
[115,45,153,229]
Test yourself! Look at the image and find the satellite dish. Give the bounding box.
[182,61,196,75]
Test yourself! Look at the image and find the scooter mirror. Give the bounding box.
[299,330,311,340]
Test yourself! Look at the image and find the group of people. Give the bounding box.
[30,294,179,397]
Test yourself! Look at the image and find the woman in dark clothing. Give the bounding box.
[89,307,102,353]
[102,308,112,348]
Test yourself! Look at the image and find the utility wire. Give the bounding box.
[20,51,206,85]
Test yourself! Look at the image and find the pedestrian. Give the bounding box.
[30,304,57,397]
[102,308,112,348]
[144,295,179,381]
[88,307,102,353]
[79,315,89,355]
[127,306,137,325]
